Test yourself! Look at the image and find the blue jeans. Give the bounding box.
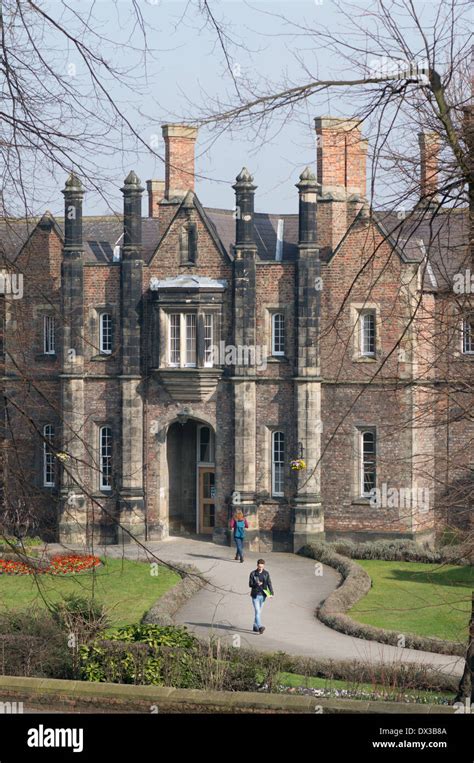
[234,536,244,560]
[252,594,265,630]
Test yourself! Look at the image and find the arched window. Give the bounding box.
[99,426,112,490]
[272,313,285,356]
[198,425,215,463]
[43,424,55,487]
[99,313,113,354]
[272,431,285,496]
[360,429,376,496]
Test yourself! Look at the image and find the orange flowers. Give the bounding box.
[0,553,101,575]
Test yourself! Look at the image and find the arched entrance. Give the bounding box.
[166,419,216,535]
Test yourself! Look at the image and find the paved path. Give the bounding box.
[48,537,464,677]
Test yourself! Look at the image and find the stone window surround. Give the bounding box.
[264,304,290,362]
[352,425,377,505]
[179,222,198,266]
[33,303,59,359]
[460,313,474,355]
[88,304,117,361]
[350,302,382,362]
[263,425,286,498]
[90,420,117,495]
[157,305,221,370]
[38,420,58,490]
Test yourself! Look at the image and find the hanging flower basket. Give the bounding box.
[290,458,306,471]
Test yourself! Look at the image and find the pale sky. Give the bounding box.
[31,0,454,217]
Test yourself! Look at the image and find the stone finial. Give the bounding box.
[38,211,55,230]
[182,190,195,210]
[233,167,257,192]
[122,170,144,192]
[296,166,319,191]
[63,172,83,194]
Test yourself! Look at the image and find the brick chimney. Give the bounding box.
[315,117,367,196]
[314,116,367,252]
[162,124,198,200]
[146,179,165,218]
[418,132,440,204]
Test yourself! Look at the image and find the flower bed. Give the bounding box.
[0,554,101,575]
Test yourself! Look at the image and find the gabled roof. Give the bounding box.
[0,197,468,291]
[329,205,469,291]
[148,192,231,264]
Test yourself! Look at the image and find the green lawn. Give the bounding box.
[0,558,180,627]
[348,559,473,643]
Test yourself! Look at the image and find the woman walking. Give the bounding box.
[230,511,248,562]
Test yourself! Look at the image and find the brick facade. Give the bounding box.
[1,116,471,550]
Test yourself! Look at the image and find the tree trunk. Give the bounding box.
[455,591,474,703]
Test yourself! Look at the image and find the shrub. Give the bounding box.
[79,640,156,684]
[50,594,109,644]
[304,538,471,565]
[107,624,198,649]
[0,608,73,678]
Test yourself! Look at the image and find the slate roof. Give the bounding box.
[0,208,299,264]
[0,201,468,291]
[373,208,469,290]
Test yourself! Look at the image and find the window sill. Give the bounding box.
[352,355,377,363]
[91,354,114,361]
[35,353,57,361]
[351,498,373,506]
[267,356,289,363]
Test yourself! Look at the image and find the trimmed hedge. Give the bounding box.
[300,541,466,657]
[322,538,471,565]
[142,562,206,626]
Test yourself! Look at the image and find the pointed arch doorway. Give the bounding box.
[166,419,216,535]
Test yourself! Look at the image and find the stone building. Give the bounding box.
[0,117,471,551]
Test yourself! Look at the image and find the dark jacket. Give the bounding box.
[249,568,274,599]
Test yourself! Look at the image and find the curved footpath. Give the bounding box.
[49,537,464,677]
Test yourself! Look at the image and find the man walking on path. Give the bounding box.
[249,559,274,634]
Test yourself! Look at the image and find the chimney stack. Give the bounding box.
[162,124,198,200]
[315,117,367,197]
[146,179,165,218]
[418,132,440,204]
[314,117,367,253]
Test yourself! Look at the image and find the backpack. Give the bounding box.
[234,519,246,539]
